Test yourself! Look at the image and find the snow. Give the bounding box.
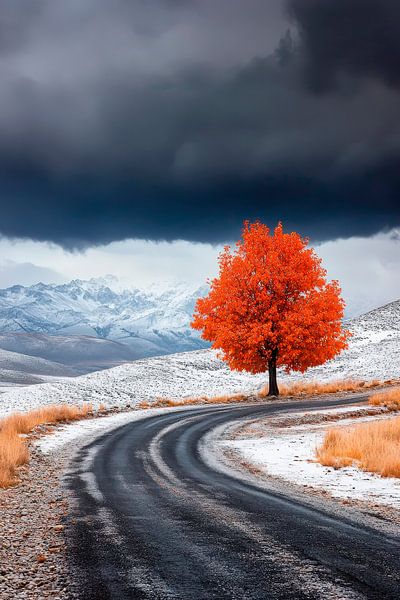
[223,410,400,508]
[0,350,266,417]
[0,296,398,418]
[36,406,200,454]
[0,276,208,357]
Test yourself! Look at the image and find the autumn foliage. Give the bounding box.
[192,222,350,395]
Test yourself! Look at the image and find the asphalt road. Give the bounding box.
[67,397,400,599]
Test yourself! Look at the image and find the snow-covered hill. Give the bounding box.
[0,276,208,362]
[0,348,77,389]
[0,298,399,416]
[305,299,400,382]
[0,332,137,372]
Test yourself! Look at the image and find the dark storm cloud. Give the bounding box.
[287,0,400,91]
[0,0,398,247]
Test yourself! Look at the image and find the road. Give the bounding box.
[67,397,400,599]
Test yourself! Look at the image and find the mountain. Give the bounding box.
[1,276,397,396]
[0,276,209,363]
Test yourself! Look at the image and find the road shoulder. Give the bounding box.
[205,402,400,529]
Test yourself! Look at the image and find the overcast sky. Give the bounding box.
[0,0,399,316]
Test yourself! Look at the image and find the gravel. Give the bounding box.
[0,444,77,599]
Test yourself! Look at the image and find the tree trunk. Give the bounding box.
[268,351,279,396]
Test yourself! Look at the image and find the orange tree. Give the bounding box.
[191,222,350,396]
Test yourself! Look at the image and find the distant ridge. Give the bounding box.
[0,277,209,368]
[0,347,78,389]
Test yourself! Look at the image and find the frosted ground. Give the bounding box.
[0,348,77,389]
[221,407,400,509]
[0,298,399,417]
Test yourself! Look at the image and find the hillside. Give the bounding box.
[0,276,208,360]
[0,332,137,372]
[0,348,77,389]
[0,298,399,416]
[305,298,400,382]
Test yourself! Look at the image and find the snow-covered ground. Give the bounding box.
[0,297,399,417]
[288,298,400,382]
[222,408,400,509]
[0,350,266,417]
[36,404,204,454]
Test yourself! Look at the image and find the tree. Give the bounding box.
[191,221,350,396]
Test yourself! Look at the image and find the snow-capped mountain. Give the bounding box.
[0,276,209,360]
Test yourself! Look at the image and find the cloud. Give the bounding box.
[0,0,398,247]
[1,232,400,318]
[287,0,400,91]
[0,237,222,289]
[0,260,63,288]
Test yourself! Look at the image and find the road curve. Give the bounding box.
[66,397,400,599]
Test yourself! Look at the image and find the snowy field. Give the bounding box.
[222,408,400,509]
[0,298,399,417]
[0,350,266,417]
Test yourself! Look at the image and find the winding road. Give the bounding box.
[67,397,400,599]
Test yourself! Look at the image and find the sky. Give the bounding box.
[0,0,399,316]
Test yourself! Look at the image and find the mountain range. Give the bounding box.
[0,276,208,378]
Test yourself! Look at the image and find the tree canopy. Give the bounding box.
[192,222,350,395]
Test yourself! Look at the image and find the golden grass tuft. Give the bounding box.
[259,379,382,398]
[0,430,29,487]
[0,403,93,488]
[316,416,400,478]
[137,393,248,411]
[170,393,248,407]
[369,387,400,410]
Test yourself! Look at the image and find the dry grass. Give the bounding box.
[259,379,383,398]
[0,404,93,488]
[137,393,248,411]
[174,393,248,406]
[137,379,399,412]
[316,416,400,478]
[369,387,400,410]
